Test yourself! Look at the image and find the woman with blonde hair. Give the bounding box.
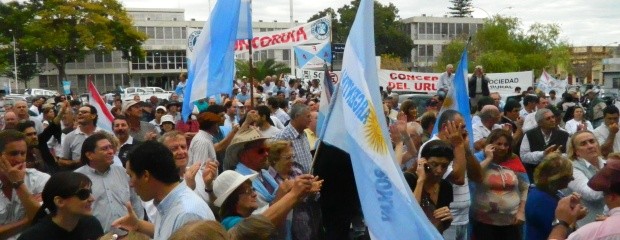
[525,153,575,240]
[565,130,606,227]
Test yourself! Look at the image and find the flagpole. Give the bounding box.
[310,65,341,175]
[248,39,255,107]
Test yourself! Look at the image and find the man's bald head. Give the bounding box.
[3,112,18,130]
[479,105,500,123]
[13,101,29,119]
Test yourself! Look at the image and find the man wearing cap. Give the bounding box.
[585,89,606,128]
[188,112,219,167]
[113,141,214,240]
[437,64,455,93]
[149,106,167,132]
[468,65,490,107]
[549,160,620,239]
[123,100,158,142]
[59,105,101,171]
[273,103,313,174]
[224,113,280,214]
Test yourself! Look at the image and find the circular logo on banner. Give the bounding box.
[311,19,330,40]
[329,72,339,84]
[187,30,201,52]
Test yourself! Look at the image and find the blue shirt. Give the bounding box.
[525,187,558,240]
[154,183,215,240]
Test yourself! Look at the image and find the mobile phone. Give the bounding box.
[424,163,431,173]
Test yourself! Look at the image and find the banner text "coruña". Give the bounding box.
[235,27,308,51]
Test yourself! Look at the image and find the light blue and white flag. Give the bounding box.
[432,45,474,147]
[319,0,443,238]
[293,42,332,69]
[182,0,252,121]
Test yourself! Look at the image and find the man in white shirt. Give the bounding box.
[594,105,620,158]
[437,64,455,93]
[472,105,502,151]
[523,95,549,132]
[519,95,538,119]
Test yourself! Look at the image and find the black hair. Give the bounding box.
[604,105,620,117]
[476,96,495,112]
[206,104,226,114]
[503,99,521,113]
[127,141,179,184]
[33,172,92,224]
[420,113,437,130]
[82,104,98,125]
[256,105,275,126]
[266,97,279,108]
[549,90,556,94]
[421,140,454,161]
[16,120,36,133]
[523,95,539,105]
[278,99,289,109]
[224,101,233,109]
[0,130,26,152]
[80,133,110,165]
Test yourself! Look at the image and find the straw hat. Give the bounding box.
[223,128,270,171]
[213,170,258,207]
[122,100,142,113]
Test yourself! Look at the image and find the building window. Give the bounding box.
[613,78,620,88]
[419,22,426,34]
[283,49,290,61]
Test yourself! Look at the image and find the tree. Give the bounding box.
[0,1,43,88]
[19,0,147,83]
[235,59,290,81]
[308,0,413,59]
[380,54,408,71]
[448,0,473,18]
[436,16,572,77]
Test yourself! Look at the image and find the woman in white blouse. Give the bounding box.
[566,130,605,227]
[564,106,593,135]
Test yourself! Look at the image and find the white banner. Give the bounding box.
[537,70,568,96]
[186,27,201,60]
[295,68,341,85]
[377,69,534,96]
[234,17,331,54]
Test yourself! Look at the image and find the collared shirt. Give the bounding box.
[0,169,50,240]
[593,124,620,153]
[472,122,501,142]
[519,108,534,119]
[154,183,215,240]
[74,165,144,232]
[271,116,286,130]
[129,121,158,142]
[274,125,313,173]
[62,127,102,161]
[568,207,620,240]
[236,93,250,103]
[565,119,594,136]
[437,71,454,91]
[260,125,281,138]
[275,108,291,126]
[188,130,217,166]
[520,129,557,165]
[224,114,239,129]
[304,128,318,151]
[568,157,606,227]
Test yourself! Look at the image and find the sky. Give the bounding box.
[3,0,618,46]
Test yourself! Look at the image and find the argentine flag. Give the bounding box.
[182,0,253,121]
[319,0,443,238]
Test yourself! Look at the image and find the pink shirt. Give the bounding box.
[568,207,620,240]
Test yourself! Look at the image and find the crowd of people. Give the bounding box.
[1,68,620,240]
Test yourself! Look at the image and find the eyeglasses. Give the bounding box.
[73,188,92,200]
[281,154,295,161]
[427,161,449,170]
[239,187,255,195]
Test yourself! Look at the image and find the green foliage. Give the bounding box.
[235,59,290,81]
[448,0,473,18]
[437,16,572,77]
[18,0,147,81]
[308,0,413,59]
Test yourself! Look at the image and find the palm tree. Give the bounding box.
[235,59,290,82]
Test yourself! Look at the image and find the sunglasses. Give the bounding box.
[240,187,256,195]
[73,188,92,201]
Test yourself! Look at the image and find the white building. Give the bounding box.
[400,15,484,72]
[33,8,297,94]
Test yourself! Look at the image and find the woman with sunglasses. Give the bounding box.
[267,140,322,240]
[404,139,454,233]
[525,153,577,240]
[18,172,103,240]
[471,129,529,240]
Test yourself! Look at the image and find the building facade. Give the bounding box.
[33,8,296,94]
[569,46,615,86]
[400,15,485,72]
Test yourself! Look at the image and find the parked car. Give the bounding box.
[121,87,171,101]
[397,92,435,117]
[24,88,60,97]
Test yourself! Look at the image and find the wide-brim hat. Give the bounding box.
[122,100,142,113]
[213,170,258,207]
[223,128,270,171]
[588,160,620,194]
[160,114,175,125]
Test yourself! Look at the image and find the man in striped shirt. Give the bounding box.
[273,103,313,173]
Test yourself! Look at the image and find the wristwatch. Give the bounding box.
[11,180,24,189]
[552,219,572,230]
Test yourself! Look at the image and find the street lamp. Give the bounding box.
[8,29,18,94]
